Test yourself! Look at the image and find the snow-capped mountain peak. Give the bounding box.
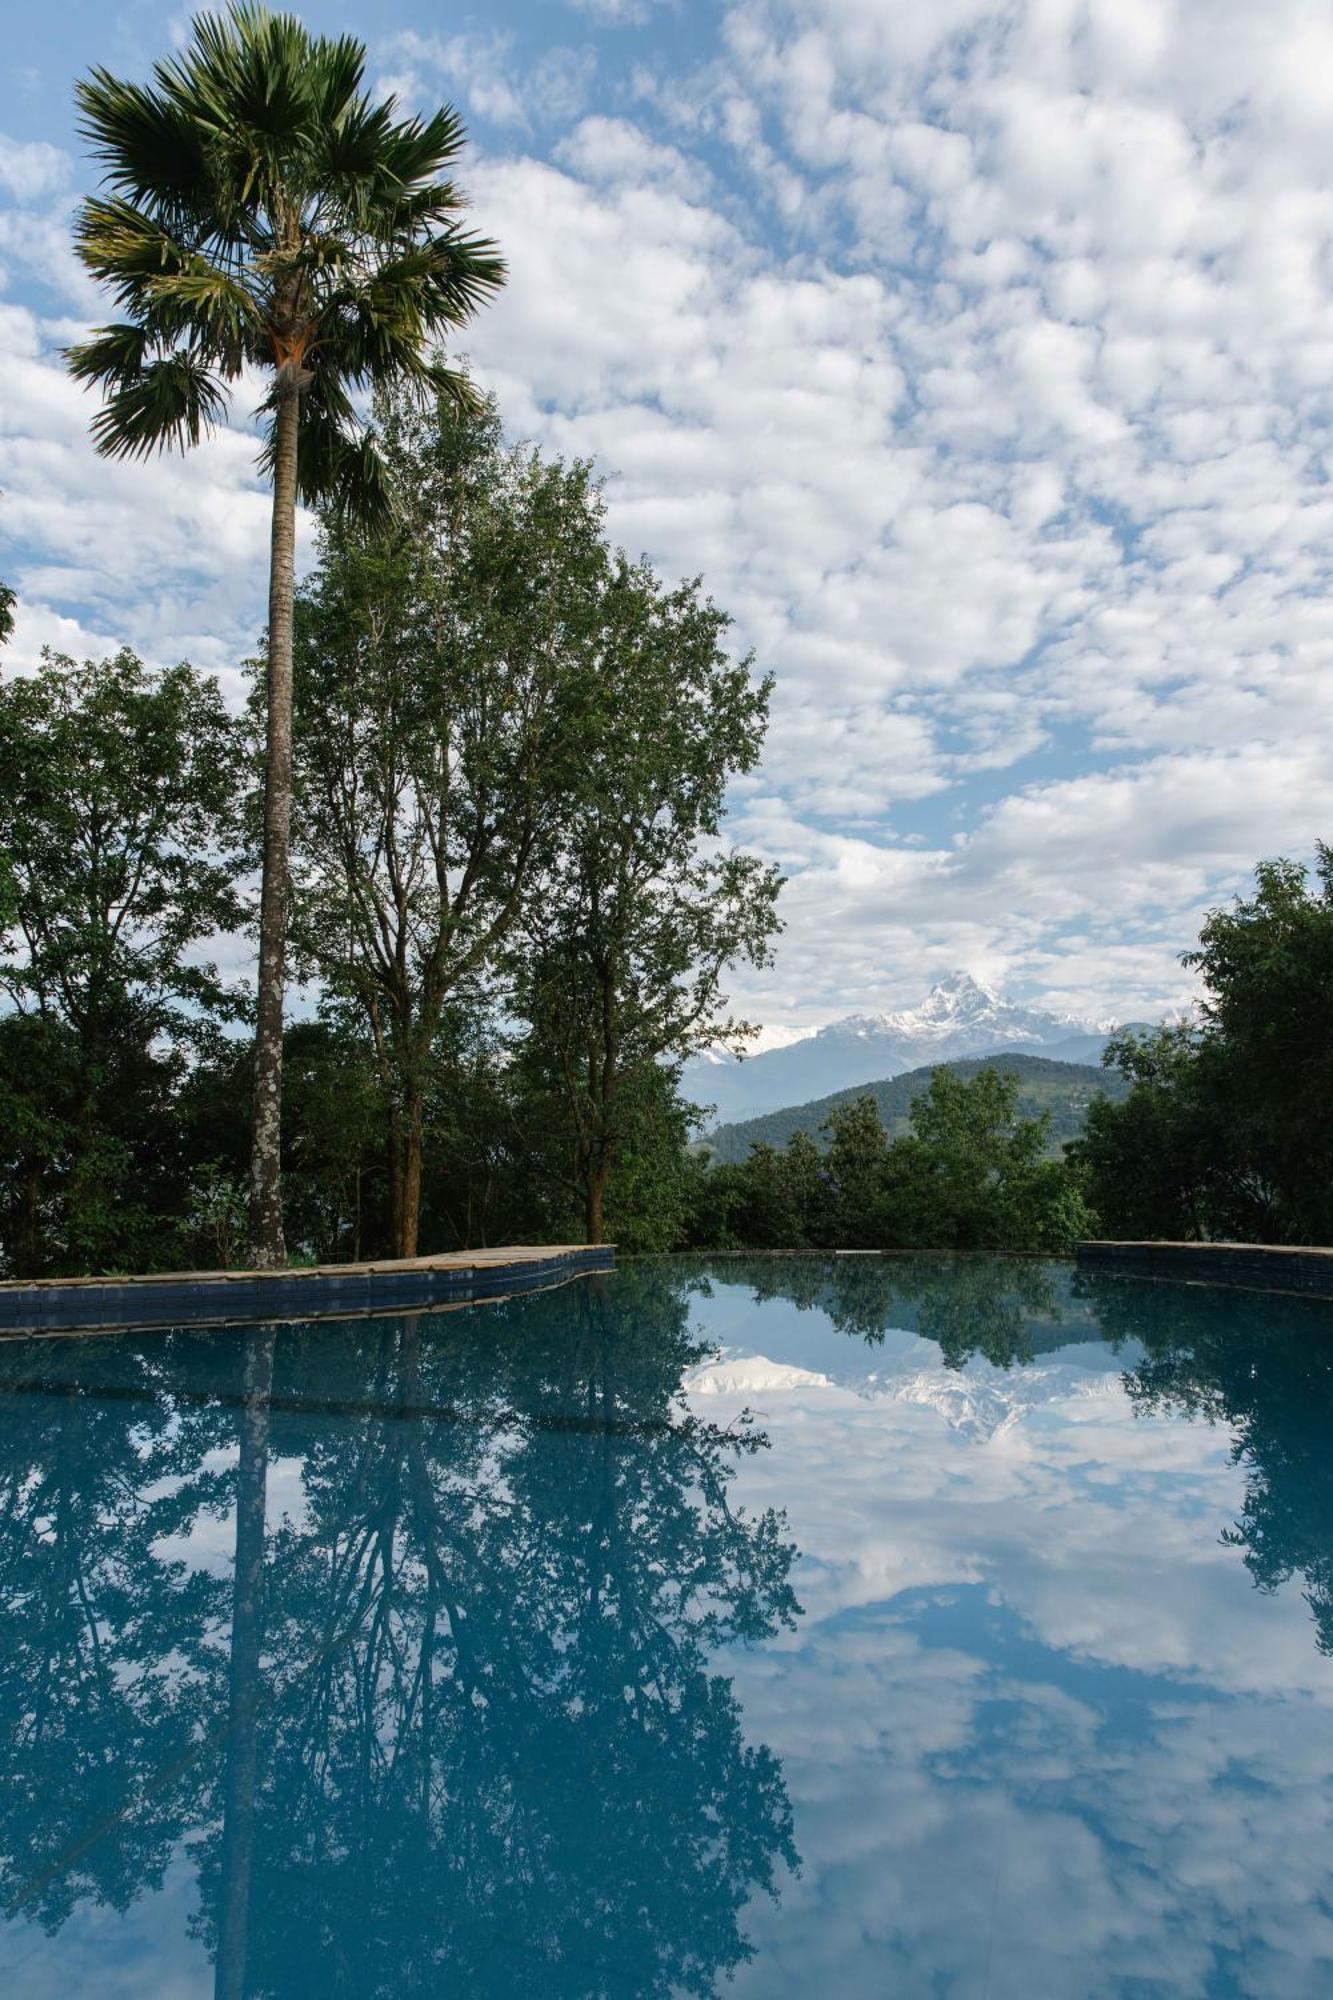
[684,970,1123,1124]
[868,970,1105,1050]
[913,968,1003,1016]
[820,975,1006,1043]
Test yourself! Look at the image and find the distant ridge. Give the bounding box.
[683,970,1136,1124]
[700,1052,1130,1166]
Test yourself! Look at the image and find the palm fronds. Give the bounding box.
[66,1,505,512]
[86,352,229,458]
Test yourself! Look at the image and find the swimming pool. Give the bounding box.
[2,1254,1331,1997]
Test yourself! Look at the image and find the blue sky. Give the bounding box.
[4,0,1333,1037]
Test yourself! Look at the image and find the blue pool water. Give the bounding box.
[2,1254,1333,1997]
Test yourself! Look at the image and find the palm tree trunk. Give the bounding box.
[248,372,300,1269]
[215,1325,275,2000]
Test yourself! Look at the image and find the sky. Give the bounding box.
[688,1278,1333,1996]
[3,0,1333,1038]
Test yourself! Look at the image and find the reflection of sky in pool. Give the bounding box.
[2,1255,1333,1997]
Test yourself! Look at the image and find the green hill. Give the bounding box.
[701,1053,1129,1165]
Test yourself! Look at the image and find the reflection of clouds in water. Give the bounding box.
[734,1608,1333,1998]
[685,1338,1333,1996]
[0,1855,209,2000]
[686,1342,1319,1690]
[147,1454,309,1578]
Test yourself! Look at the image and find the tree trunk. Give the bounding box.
[214,1325,275,2000]
[585,1165,608,1246]
[398,1091,424,1259]
[388,1105,405,1261]
[248,372,300,1269]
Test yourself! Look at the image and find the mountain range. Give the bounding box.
[683,970,1140,1125]
[701,1052,1131,1165]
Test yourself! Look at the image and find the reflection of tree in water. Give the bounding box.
[1085,1274,1333,1657]
[0,1261,800,1998]
[0,1331,234,1931]
[710,1252,1064,1369]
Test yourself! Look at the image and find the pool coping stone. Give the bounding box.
[0,1244,616,1336]
[1077,1239,1333,1298]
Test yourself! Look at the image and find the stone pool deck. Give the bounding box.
[1077,1239,1333,1299]
[0,1244,615,1338]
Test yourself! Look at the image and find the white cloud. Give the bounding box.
[684,1277,1333,1993]
[7,2,1333,1029]
[0,299,300,694]
[379,31,596,132]
[0,133,69,203]
[566,0,670,23]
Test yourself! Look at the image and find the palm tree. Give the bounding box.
[66,4,505,1267]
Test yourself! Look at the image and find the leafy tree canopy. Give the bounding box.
[0,648,244,1045]
[1077,847,1333,1244]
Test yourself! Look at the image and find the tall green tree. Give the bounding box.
[0,648,243,1274]
[0,584,17,932]
[822,1096,894,1246]
[887,1066,1089,1252]
[1073,1025,1230,1241]
[287,390,608,1256]
[516,564,782,1244]
[67,3,504,1265]
[0,649,243,1048]
[1184,850,1333,1240]
[1078,848,1333,1244]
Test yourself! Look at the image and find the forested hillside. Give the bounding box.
[701,1054,1129,1165]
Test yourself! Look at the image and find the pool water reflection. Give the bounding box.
[2,1256,1333,1996]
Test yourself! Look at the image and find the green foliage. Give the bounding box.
[0,649,244,1040]
[186,1160,249,1269]
[886,1067,1089,1252]
[284,382,617,1253]
[514,560,782,1241]
[696,1144,806,1252]
[705,1052,1129,1165]
[685,1066,1090,1254]
[0,1012,191,1277]
[824,1097,894,1245]
[66,4,503,495]
[1077,848,1333,1244]
[1074,1026,1227,1240]
[0,650,245,1276]
[68,4,507,1265]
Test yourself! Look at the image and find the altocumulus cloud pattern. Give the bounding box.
[2,0,1331,1034]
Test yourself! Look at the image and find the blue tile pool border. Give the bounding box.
[0,1245,616,1337]
[1077,1239,1333,1299]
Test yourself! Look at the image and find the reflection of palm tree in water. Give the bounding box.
[215,1326,275,2000]
[223,1270,800,1998]
[0,1263,800,1998]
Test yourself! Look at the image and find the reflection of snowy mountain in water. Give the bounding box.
[682,1335,1135,1445]
[882,1362,1126,1443]
[684,1357,836,1398]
